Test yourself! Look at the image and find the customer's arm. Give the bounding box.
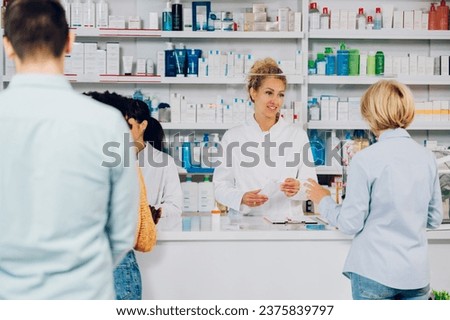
[427,159,443,229]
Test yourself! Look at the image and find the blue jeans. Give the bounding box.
[349,272,430,300]
[113,250,142,300]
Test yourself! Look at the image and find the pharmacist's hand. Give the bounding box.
[280,178,300,197]
[241,189,268,207]
[304,179,331,205]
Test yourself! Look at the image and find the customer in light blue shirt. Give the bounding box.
[306,80,442,300]
[0,0,138,299]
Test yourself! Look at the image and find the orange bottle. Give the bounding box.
[437,0,449,30]
[429,3,439,30]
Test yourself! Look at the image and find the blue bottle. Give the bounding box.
[133,89,144,101]
[309,129,325,166]
[325,47,336,75]
[162,1,173,31]
[336,43,349,76]
[181,138,192,169]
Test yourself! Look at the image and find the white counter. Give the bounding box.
[136,215,450,300]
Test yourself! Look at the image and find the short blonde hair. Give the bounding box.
[361,80,415,133]
[247,58,286,102]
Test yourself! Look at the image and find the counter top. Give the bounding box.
[156,214,450,241]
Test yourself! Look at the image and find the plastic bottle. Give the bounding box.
[181,175,199,212]
[133,89,144,101]
[366,16,374,30]
[309,129,325,166]
[367,51,376,75]
[200,133,210,168]
[348,49,360,76]
[352,130,369,154]
[438,0,449,30]
[83,0,95,28]
[320,7,330,30]
[162,1,173,31]
[429,3,439,30]
[374,7,382,30]
[70,0,83,28]
[96,0,109,28]
[325,47,336,75]
[375,51,384,75]
[308,98,321,121]
[309,2,320,30]
[316,53,326,75]
[356,8,366,30]
[336,43,349,76]
[198,175,215,212]
[172,0,183,31]
[308,59,317,75]
[181,136,192,169]
[211,203,221,231]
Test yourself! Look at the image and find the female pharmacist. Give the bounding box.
[138,116,183,223]
[306,80,443,300]
[213,58,317,219]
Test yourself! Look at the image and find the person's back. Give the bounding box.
[0,0,138,299]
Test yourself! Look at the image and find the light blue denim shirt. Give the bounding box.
[319,128,442,289]
[0,74,139,299]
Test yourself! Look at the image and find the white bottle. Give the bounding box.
[181,175,199,212]
[356,8,366,30]
[320,7,330,30]
[198,175,215,212]
[309,2,320,30]
[83,0,96,28]
[211,204,221,231]
[374,7,382,30]
[70,0,83,28]
[96,0,109,28]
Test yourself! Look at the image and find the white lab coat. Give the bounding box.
[138,143,183,218]
[213,116,317,218]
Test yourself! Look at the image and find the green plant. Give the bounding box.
[432,289,450,300]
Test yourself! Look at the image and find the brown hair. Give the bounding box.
[361,80,415,134]
[4,0,69,60]
[247,58,287,102]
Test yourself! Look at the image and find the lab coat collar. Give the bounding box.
[248,112,288,134]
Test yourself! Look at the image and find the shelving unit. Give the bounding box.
[2,0,450,177]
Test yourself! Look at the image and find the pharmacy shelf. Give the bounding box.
[160,31,304,39]
[308,121,450,131]
[0,74,304,85]
[161,123,236,130]
[309,30,450,40]
[308,121,368,130]
[308,75,450,85]
[73,28,304,39]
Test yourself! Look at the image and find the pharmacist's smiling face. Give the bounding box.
[251,77,286,121]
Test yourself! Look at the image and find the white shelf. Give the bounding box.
[308,121,368,130]
[308,121,450,131]
[161,123,237,130]
[308,75,450,85]
[73,27,161,37]
[161,31,304,39]
[309,29,450,40]
[59,75,303,84]
[73,28,304,39]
